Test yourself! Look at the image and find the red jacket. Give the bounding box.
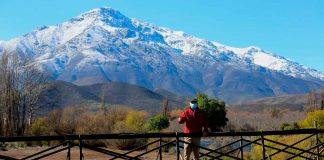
[178,108,208,133]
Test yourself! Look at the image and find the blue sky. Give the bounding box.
[1,0,323,72]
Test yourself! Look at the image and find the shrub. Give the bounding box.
[281,123,292,130]
[125,111,149,132]
[148,114,170,132]
[31,118,49,136]
[0,142,7,151]
[109,110,149,150]
[280,123,299,130]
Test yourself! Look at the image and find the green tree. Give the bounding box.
[196,93,228,132]
[147,114,169,132]
[197,93,209,109]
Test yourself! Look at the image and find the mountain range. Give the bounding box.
[0,7,323,103]
[39,80,186,114]
[38,80,315,114]
[229,94,308,112]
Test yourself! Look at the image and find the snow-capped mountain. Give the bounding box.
[0,7,323,103]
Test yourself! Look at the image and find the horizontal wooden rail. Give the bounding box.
[0,129,323,160]
[0,129,323,142]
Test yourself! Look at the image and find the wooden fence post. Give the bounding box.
[67,140,71,160]
[79,135,83,160]
[261,132,266,160]
[314,121,320,160]
[159,137,162,160]
[240,136,244,159]
[176,132,180,160]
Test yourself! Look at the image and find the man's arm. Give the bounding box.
[178,110,186,124]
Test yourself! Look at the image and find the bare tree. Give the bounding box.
[0,51,48,136]
[100,87,108,114]
[270,108,282,119]
[306,88,317,112]
[321,88,324,110]
[160,97,169,117]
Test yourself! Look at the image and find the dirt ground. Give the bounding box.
[0,147,177,160]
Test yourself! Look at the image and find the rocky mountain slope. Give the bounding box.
[0,7,323,103]
[39,80,185,113]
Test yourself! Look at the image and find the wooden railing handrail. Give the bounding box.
[0,129,323,142]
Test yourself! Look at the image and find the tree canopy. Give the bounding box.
[196,93,228,132]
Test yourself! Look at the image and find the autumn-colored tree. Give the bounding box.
[125,111,149,132]
[299,110,324,129]
[46,109,63,135]
[110,110,149,150]
[31,118,49,136]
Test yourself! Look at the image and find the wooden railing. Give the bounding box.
[0,129,323,160]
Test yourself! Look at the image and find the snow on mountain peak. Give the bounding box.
[0,6,323,82]
[72,6,133,29]
[217,44,324,80]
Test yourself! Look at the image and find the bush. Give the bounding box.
[280,123,299,130]
[281,123,292,130]
[109,110,149,150]
[31,118,49,136]
[125,111,149,132]
[0,142,7,151]
[148,114,170,132]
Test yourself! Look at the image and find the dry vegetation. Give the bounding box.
[226,108,306,131]
[30,106,151,149]
[1,99,324,159]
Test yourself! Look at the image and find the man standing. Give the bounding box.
[178,99,208,160]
